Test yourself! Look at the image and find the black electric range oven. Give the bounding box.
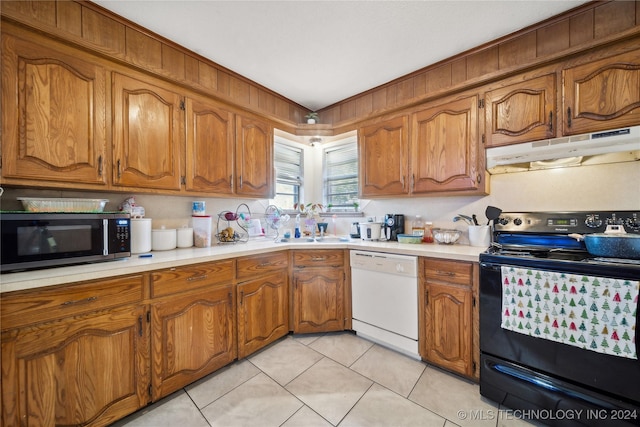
[479,211,640,426]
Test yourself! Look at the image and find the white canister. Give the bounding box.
[359,222,383,241]
[152,228,177,251]
[130,218,152,253]
[177,227,194,248]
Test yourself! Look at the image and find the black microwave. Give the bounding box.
[1,212,131,272]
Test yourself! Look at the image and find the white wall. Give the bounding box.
[3,161,638,244]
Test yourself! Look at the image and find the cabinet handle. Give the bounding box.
[117,159,122,179]
[187,274,208,282]
[436,270,455,277]
[259,262,272,267]
[98,155,103,177]
[62,296,97,306]
[411,174,415,190]
[425,290,429,306]
[567,107,572,128]
[239,175,243,188]
[400,175,405,189]
[240,291,244,305]
[548,111,553,133]
[138,315,143,337]
[477,174,482,184]
[228,291,233,306]
[229,175,233,189]
[311,257,326,261]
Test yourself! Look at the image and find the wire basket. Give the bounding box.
[215,203,250,243]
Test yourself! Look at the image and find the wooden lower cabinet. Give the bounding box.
[1,305,150,427]
[419,258,477,379]
[237,270,289,359]
[150,284,236,401]
[291,250,346,333]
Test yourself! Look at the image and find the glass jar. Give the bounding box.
[412,215,425,237]
[423,221,434,243]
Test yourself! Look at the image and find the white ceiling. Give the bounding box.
[93,0,589,111]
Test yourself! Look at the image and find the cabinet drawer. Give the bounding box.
[293,250,344,268]
[151,260,234,298]
[236,252,288,280]
[424,258,472,286]
[1,274,145,329]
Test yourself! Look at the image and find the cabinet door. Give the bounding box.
[1,33,107,186]
[1,305,149,427]
[151,284,236,401]
[423,282,473,377]
[237,271,288,358]
[563,50,640,135]
[112,72,183,190]
[358,116,410,197]
[484,74,556,147]
[185,96,234,193]
[293,269,344,333]
[411,96,480,193]
[235,114,273,197]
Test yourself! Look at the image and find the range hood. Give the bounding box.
[486,126,640,174]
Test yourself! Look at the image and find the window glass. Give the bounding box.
[324,139,358,211]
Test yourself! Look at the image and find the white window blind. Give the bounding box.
[274,141,303,209]
[324,140,358,211]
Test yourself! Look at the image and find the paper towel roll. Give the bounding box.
[131,218,152,253]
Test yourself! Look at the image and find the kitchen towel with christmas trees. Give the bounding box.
[501,266,638,360]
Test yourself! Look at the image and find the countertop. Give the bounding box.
[0,238,486,294]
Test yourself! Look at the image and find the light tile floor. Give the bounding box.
[113,332,538,427]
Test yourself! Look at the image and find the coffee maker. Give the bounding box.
[383,214,404,241]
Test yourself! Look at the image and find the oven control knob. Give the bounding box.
[584,214,603,228]
[625,216,640,230]
[513,218,523,226]
[498,217,509,226]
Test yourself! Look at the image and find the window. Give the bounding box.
[273,141,303,209]
[324,139,358,211]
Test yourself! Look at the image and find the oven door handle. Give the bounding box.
[480,262,503,272]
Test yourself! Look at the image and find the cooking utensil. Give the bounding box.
[472,214,479,225]
[485,206,502,225]
[569,225,640,259]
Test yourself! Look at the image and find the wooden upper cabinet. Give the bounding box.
[484,74,556,147]
[1,33,107,186]
[185,96,235,193]
[358,116,410,197]
[235,114,273,198]
[563,49,640,135]
[411,95,480,193]
[112,72,183,191]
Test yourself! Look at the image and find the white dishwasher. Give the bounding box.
[350,250,419,359]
